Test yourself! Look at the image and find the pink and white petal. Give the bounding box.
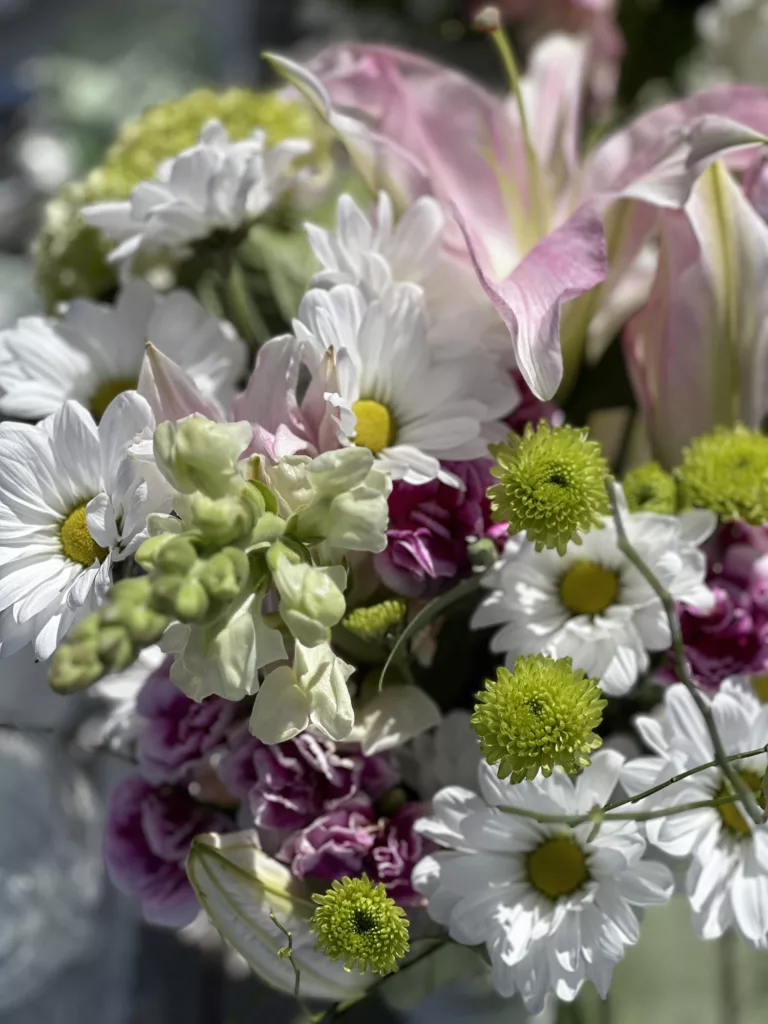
[138,343,223,424]
[457,202,608,399]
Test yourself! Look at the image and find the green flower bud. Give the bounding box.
[272,557,347,647]
[154,417,253,498]
[123,605,171,645]
[190,493,253,546]
[96,625,136,673]
[199,548,250,603]
[48,639,105,693]
[153,536,200,575]
[109,575,154,607]
[174,580,211,623]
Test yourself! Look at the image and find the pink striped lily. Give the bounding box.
[268,37,768,401]
[625,154,768,466]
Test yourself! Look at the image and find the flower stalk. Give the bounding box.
[605,479,765,825]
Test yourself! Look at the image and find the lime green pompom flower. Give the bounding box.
[310,875,409,975]
[471,655,606,783]
[623,461,678,515]
[488,421,610,555]
[677,425,768,524]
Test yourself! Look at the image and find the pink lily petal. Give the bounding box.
[457,201,608,400]
[623,211,714,468]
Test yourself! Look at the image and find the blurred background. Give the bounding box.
[0,0,767,1021]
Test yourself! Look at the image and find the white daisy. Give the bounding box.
[306,191,508,357]
[82,120,311,263]
[621,679,768,949]
[0,278,247,421]
[413,751,674,1013]
[0,393,166,659]
[293,282,519,485]
[473,511,715,695]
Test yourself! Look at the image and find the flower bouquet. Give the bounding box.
[2,3,768,1018]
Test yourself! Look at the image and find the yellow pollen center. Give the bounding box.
[60,504,108,567]
[527,836,588,900]
[89,377,138,420]
[352,399,396,454]
[717,772,765,838]
[560,561,619,616]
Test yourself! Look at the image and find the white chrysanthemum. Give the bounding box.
[293,282,519,485]
[0,394,166,659]
[413,751,674,1013]
[82,120,311,262]
[621,679,768,949]
[306,192,508,356]
[0,279,247,421]
[473,511,715,695]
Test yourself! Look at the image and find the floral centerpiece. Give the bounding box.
[2,3,768,1018]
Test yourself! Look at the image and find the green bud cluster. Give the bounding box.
[49,578,170,693]
[137,535,251,624]
[48,419,373,694]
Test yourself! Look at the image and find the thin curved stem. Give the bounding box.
[604,745,768,812]
[606,480,764,826]
[499,792,741,827]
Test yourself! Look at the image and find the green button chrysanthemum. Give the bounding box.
[310,875,410,975]
[471,655,606,783]
[623,461,678,515]
[677,425,768,524]
[343,599,407,644]
[488,421,610,555]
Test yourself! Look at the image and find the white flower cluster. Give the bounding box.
[2,79,767,1023]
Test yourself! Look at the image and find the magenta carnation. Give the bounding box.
[104,776,232,927]
[667,524,768,690]
[279,801,432,907]
[218,727,399,832]
[136,661,240,784]
[375,459,505,596]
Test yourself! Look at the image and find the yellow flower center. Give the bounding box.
[751,673,768,702]
[716,771,765,838]
[352,399,396,454]
[60,504,108,567]
[89,377,138,420]
[559,561,619,616]
[526,835,588,900]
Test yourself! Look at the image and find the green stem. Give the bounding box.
[605,481,764,825]
[500,792,742,827]
[604,746,768,812]
[487,24,548,240]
